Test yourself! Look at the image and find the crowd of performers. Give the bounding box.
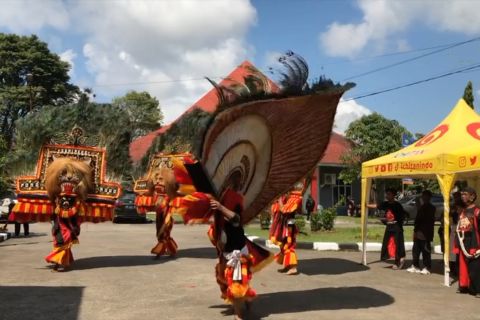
[9,150,480,320]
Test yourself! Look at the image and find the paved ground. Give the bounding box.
[0,222,479,320]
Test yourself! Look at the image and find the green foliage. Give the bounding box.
[112,91,163,140]
[12,98,133,179]
[318,207,337,231]
[139,108,212,172]
[339,113,411,184]
[0,33,78,149]
[311,197,344,232]
[295,215,306,234]
[463,81,474,109]
[310,211,322,231]
[0,135,10,194]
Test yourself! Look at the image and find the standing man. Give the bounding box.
[368,188,406,270]
[305,194,315,221]
[454,187,480,296]
[407,190,435,274]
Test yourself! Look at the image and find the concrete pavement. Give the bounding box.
[0,222,478,320]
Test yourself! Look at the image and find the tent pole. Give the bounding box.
[361,177,371,265]
[437,173,454,287]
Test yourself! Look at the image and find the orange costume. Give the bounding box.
[10,128,121,270]
[270,191,302,271]
[135,153,205,258]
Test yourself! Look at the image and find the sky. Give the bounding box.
[1,0,480,135]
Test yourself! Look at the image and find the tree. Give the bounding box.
[339,113,411,184]
[463,81,474,109]
[0,136,10,195]
[111,91,163,141]
[13,97,133,179]
[0,33,79,149]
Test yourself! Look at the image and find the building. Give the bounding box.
[308,132,361,214]
[129,60,360,214]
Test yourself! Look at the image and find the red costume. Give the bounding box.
[454,205,480,293]
[10,128,121,270]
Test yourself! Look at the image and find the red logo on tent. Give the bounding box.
[415,124,448,147]
[471,156,477,166]
[467,122,480,140]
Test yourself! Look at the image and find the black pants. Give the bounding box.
[412,239,431,270]
[468,257,480,294]
[438,226,445,253]
[306,210,313,221]
[14,222,29,236]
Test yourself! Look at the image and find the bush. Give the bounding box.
[319,207,337,231]
[310,211,322,231]
[259,209,271,230]
[295,215,306,234]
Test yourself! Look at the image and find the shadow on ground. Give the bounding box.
[0,286,83,320]
[73,247,216,270]
[250,286,394,319]
[177,247,216,259]
[73,255,169,270]
[299,258,369,275]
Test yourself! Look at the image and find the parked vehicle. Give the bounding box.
[113,191,150,223]
[399,194,446,224]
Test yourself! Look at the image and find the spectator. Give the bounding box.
[368,188,406,270]
[305,195,315,221]
[407,190,436,275]
[347,196,356,217]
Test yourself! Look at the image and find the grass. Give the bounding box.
[245,216,441,245]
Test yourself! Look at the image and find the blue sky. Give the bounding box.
[1,0,479,135]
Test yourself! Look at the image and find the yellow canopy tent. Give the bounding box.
[360,99,480,286]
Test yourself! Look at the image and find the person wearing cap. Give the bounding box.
[453,187,480,296]
[407,190,435,275]
[368,187,406,270]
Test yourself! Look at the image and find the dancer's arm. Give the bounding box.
[210,199,236,220]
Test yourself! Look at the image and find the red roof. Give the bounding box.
[320,132,352,165]
[129,61,279,163]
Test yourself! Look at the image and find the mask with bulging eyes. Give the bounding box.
[58,169,81,195]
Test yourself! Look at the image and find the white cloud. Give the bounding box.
[0,0,69,33]
[333,98,372,134]
[320,0,480,58]
[59,49,77,77]
[0,0,257,123]
[71,0,257,122]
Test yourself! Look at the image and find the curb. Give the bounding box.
[0,232,12,242]
[246,236,444,254]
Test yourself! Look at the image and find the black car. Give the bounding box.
[399,194,446,224]
[113,191,150,223]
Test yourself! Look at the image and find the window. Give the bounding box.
[332,178,351,205]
